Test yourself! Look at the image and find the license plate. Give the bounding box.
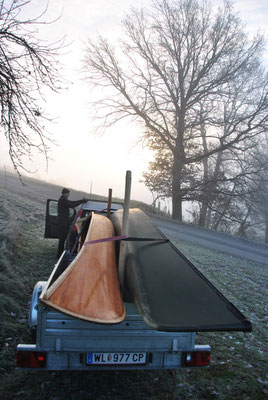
[86,352,146,365]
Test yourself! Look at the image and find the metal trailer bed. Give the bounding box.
[17,281,210,370]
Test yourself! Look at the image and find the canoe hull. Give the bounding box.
[111,209,252,332]
[41,213,125,324]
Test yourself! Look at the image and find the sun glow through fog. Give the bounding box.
[0,0,267,205]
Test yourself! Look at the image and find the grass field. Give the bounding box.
[0,183,267,400]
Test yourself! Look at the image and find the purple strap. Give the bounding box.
[83,235,169,246]
[84,235,128,246]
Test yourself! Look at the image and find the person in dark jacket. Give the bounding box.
[57,188,88,259]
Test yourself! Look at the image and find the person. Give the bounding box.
[57,188,88,259]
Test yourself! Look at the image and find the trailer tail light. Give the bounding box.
[16,351,47,368]
[182,351,210,367]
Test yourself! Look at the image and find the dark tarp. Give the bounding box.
[111,209,252,332]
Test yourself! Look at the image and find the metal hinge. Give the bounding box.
[172,338,178,352]
[56,338,62,351]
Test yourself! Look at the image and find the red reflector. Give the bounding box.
[16,351,47,368]
[182,351,210,367]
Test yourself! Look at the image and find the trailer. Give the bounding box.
[17,279,211,370]
[16,195,251,370]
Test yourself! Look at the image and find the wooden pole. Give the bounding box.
[107,188,112,218]
[122,171,131,236]
[118,170,132,292]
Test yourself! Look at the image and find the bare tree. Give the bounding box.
[196,133,268,240]
[143,87,268,231]
[256,167,268,244]
[0,0,63,175]
[144,69,268,227]
[84,0,267,220]
[196,65,268,231]
[233,143,268,243]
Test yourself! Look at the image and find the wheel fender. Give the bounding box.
[28,281,47,329]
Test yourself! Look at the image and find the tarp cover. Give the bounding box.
[111,209,252,332]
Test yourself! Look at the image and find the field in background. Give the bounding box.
[0,170,158,216]
[0,178,267,400]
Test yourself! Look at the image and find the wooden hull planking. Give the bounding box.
[41,213,126,323]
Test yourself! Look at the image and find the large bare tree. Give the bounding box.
[84,0,267,219]
[0,0,63,175]
[231,142,268,243]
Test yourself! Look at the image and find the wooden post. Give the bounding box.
[107,188,112,218]
[118,170,132,292]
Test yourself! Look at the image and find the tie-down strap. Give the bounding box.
[84,236,169,246]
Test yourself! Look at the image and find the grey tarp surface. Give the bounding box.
[111,209,252,332]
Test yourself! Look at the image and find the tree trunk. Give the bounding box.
[265,210,268,244]
[199,203,208,227]
[171,108,186,221]
[171,151,184,221]
[235,206,251,238]
[213,189,233,230]
[205,208,212,228]
[199,113,209,227]
[172,194,183,220]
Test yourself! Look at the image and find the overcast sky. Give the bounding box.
[1,0,267,205]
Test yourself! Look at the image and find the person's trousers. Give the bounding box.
[57,223,69,259]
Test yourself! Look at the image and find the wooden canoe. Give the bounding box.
[40,213,126,323]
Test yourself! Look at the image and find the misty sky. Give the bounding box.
[0,0,267,205]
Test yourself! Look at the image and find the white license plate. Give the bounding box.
[86,352,146,365]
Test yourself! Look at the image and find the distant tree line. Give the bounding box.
[83,0,268,242]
